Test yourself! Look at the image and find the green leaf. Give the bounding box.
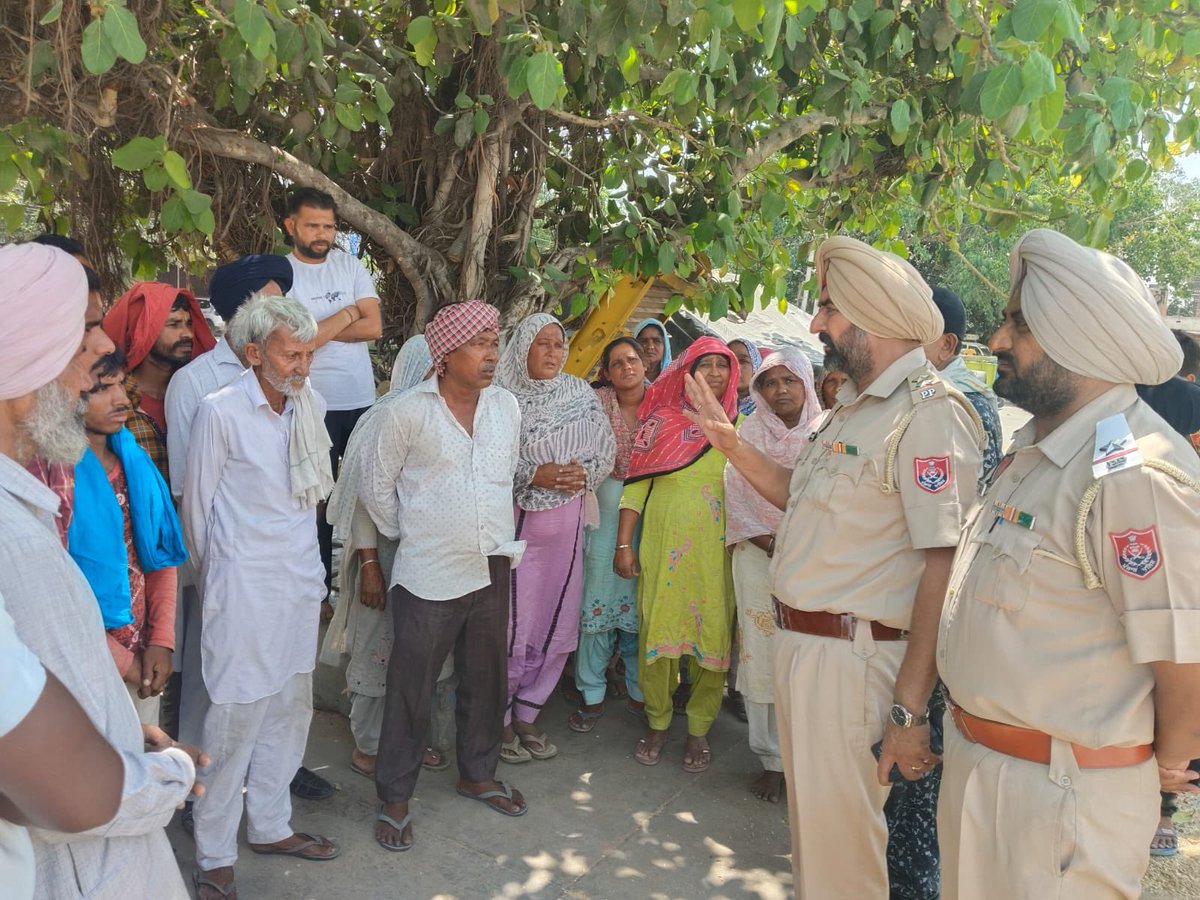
[162,151,191,189]
[465,0,496,35]
[160,194,188,232]
[180,188,212,216]
[505,54,530,99]
[142,165,169,192]
[335,80,362,104]
[473,107,490,135]
[81,20,116,74]
[1010,0,1059,42]
[1018,51,1056,105]
[759,189,786,221]
[980,63,1023,120]
[762,0,785,55]
[1125,159,1149,182]
[407,15,437,67]
[732,0,763,34]
[234,0,275,60]
[1099,76,1138,131]
[373,81,394,116]
[335,102,364,131]
[889,99,911,133]
[111,136,162,171]
[39,2,63,25]
[595,1,627,56]
[276,20,303,64]
[525,52,564,111]
[1183,29,1200,56]
[657,241,676,273]
[101,4,147,64]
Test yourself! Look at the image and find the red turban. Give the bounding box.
[102,282,216,370]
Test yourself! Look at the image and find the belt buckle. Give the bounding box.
[773,599,783,630]
[841,613,856,640]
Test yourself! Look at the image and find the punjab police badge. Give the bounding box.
[1109,527,1163,580]
[914,456,951,494]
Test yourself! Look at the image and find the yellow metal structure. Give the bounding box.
[564,274,701,378]
[564,276,655,378]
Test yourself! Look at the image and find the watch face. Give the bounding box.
[890,705,908,727]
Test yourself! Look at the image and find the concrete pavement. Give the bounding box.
[170,690,793,899]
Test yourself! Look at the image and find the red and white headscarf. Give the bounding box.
[624,336,740,484]
[424,300,500,376]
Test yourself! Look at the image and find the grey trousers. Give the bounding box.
[376,557,509,804]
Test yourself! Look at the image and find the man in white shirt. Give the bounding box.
[359,302,528,852]
[283,187,383,607]
[183,294,340,899]
[0,242,202,899]
[163,255,289,748]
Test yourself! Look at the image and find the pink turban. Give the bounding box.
[0,243,88,399]
[424,301,500,375]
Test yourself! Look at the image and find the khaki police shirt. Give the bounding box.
[770,348,984,630]
[938,385,1200,748]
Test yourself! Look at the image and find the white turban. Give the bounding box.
[0,244,88,400]
[1012,229,1182,385]
[815,236,943,344]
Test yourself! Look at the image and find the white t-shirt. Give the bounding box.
[0,589,47,900]
[287,249,379,411]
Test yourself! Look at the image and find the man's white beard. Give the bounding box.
[21,381,88,465]
[262,362,306,398]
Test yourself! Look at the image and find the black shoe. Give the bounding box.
[290,766,335,801]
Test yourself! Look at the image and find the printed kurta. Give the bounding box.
[620,447,734,671]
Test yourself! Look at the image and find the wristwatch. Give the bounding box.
[889,702,929,728]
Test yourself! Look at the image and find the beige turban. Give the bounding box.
[1011,229,1182,385]
[814,236,942,344]
[0,243,87,400]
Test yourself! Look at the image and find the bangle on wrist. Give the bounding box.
[360,558,379,567]
[616,544,633,550]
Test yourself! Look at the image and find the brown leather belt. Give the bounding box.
[948,701,1153,769]
[772,598,908,641]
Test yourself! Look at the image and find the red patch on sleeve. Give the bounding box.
[1109,527,1163,580]
[913,456,952,493]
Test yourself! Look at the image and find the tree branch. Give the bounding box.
[730,107,888,184]
[177,124,452,323]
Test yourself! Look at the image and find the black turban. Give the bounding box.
[207,254,294,322]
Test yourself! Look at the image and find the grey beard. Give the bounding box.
[21,381,88,465]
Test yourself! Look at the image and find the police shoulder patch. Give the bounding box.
[914,455,952,493]
[1108,526,1163,580]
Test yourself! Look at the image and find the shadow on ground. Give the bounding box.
[169,688,792,899]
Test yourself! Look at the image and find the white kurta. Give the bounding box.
[0,456,194,900]
[182,368,326,705]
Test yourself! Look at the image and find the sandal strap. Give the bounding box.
[377,810,413,833]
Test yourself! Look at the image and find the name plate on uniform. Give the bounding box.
[1092,413,1142,479]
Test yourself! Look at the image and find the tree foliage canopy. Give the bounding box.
[1,0,1197,338]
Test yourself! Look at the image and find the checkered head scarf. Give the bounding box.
[424,300,500,376]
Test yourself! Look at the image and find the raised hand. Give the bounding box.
[682,372,741,456]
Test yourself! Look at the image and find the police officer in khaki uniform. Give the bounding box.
[938,229,1200,899]
[685,236,984,898]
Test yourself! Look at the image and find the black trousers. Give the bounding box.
[318,406,368,593]
[376,557,510,804]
